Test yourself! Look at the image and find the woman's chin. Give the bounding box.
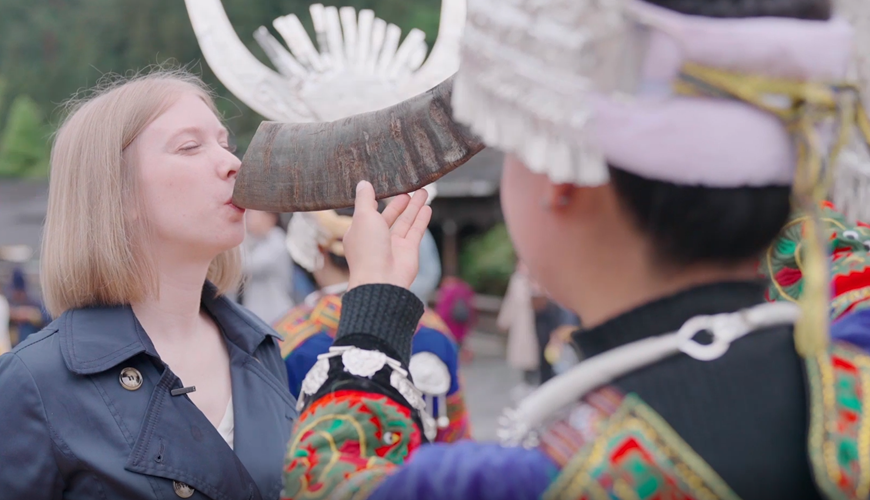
[208,227,246,254]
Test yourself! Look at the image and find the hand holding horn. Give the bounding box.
[344,181,432,290]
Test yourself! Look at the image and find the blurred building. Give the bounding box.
[428,149,504,277]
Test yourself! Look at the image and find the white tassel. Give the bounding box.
[831,0,870,223]
[453,73,610,186]
[832,148,870,224]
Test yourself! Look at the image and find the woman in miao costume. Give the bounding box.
[273,203,471,443]
[279,0,870,498]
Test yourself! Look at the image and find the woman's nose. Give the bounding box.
[219,147,241,180]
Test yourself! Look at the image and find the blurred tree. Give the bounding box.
[0,0,442,157]
[460,223,516,296]
[0,77,7,127]
[0,95,50,178]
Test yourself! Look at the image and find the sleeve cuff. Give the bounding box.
[335,284,424,367]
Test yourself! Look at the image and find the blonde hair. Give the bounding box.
[42,69,242,317]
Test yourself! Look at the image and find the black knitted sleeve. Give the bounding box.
[333,284,424,367]
[301,284,428,437]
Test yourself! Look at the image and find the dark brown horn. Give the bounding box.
[232,75,485,212]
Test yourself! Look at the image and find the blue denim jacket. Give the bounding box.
[0,283,297,500]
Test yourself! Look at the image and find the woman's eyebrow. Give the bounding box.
[168,126,202,142]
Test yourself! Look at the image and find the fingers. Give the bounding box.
[390,189,429,238]
[405,205,432,247]
[354,181,378,214]
[381,194,411,227]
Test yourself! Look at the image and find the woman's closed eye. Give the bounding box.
[222,143,238,154]
[179,142,201,152]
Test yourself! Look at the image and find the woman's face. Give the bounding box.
[500,155,554,286]
[129,92,245,260]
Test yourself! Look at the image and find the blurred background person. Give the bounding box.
[407,184,442,305]
[240,209,294,324]
[498,261,539,401]
[290,259,318,305]
[5,267,49,346]
[410,228,442,304]
[275,207,471,442]
[545,306,583,375]
[531,292,563,385]
[435,275,477,362]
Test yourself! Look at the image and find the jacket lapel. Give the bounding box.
[60,286,294,500]
[124,367,260,500]
[230,344,296,500]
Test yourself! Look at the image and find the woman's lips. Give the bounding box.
[226,201,245,213]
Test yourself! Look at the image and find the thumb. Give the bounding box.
[354,180,377,214]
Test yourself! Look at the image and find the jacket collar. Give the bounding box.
[60,282,281,375]
[573,280,767,359]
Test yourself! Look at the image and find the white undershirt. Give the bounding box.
[216,396,235,450]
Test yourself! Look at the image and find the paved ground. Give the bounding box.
[459,332,521,442]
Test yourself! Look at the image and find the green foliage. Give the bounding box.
[0,77,7,119]
[460,223,516,296]
[0,95,50,178]
[0,0,443,159]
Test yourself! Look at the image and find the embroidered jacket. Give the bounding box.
[273,291,470,444]
[763,202,870,353]
[281,282,870,500]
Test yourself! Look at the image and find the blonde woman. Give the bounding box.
[0,71,295,499]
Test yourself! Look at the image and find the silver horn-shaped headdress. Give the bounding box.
[185,0,483,211]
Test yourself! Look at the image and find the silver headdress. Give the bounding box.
[185,0,465,122]
[453,0,870,203]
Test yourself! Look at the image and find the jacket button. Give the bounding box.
[173,481,195,498]
[119,367,143,391]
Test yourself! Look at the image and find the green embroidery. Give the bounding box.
[764,205,870,321]
[806,343,870,500]
[545,394,739,500]
[283,390,421,500]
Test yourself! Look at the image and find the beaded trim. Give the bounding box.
[806,342,870,500]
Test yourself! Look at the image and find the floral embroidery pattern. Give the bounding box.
[807,342,870,500]
[274,295,343,358]
[537,386,625,468]
[283,390,422,500]
[545,394,738,500]
[763,203,870,321]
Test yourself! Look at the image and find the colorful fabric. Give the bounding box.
[831,310,870,353]
[274,293,470,442]
[434,277,477,344]
[806,342,870,500]
[417,309,455,343]
[545,393,739,500]
[280,337,870,500]
[435,391,471,443]
[282,390,422,500]
[763,202,870,322]
[370,442,557,500]
[533,385,739,500]
[537,387,625,468]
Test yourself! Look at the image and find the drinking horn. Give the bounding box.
[232,75,485,212]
